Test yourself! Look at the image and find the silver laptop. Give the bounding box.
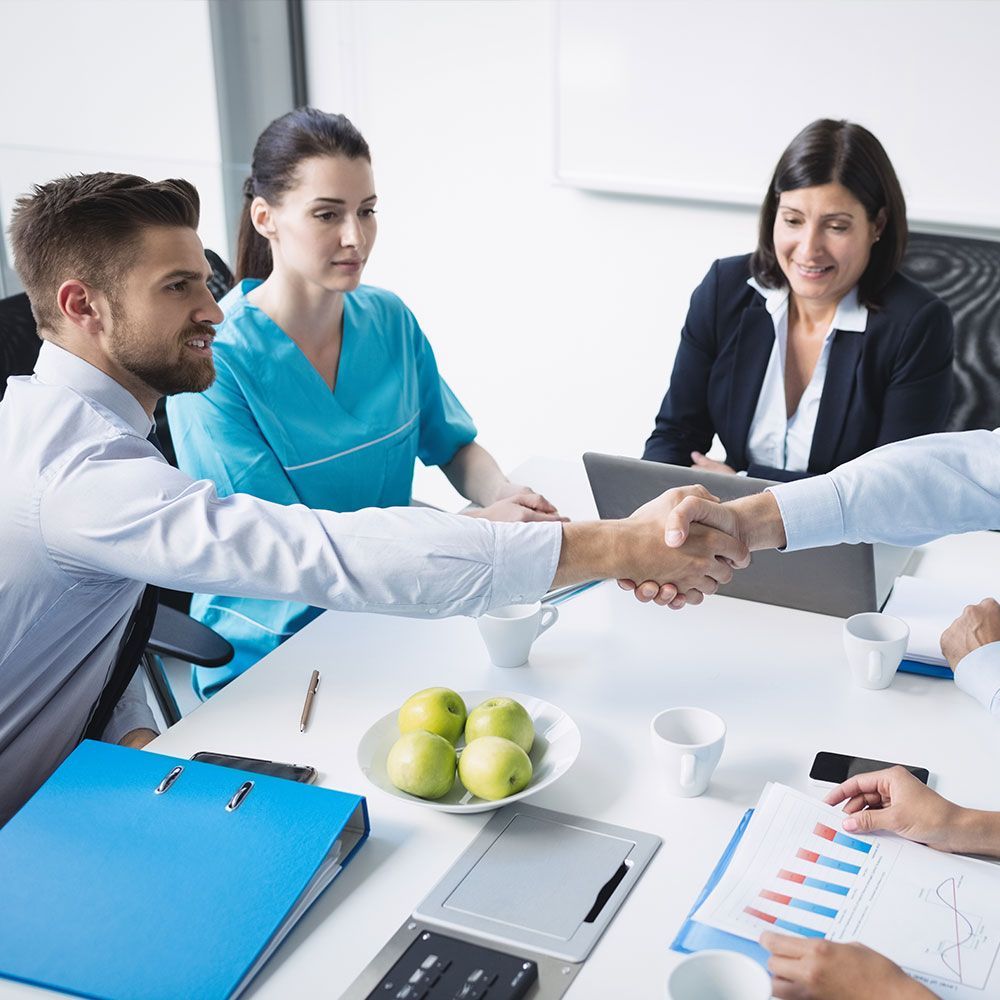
[583,453,913,618]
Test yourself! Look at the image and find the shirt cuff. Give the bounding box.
[101,668,159,745]
[768,476,846,551]
[490,521,562,609]
[953,641,1000,716]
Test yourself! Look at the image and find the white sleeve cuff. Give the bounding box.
[953,641,1000,716]
[767,475,846,552]
[490,521,562,609]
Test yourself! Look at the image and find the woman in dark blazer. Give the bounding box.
[644,120,954,482]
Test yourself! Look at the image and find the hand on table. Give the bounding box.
[763,933,933,1000]
[691,451,736,475]
[940,597,1000,670]
[616,485,750,606]
[119,728,158,750]
[824,766,963,853]
[467,483,568,523]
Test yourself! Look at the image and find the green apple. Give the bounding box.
[386,731,457,799]
[398,687,467,744]
[464,697,534,754]
[458,736,533,801]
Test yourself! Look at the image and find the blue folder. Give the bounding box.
[0,741,369,1000]
[671,808,772,968]
[898,658,952,679]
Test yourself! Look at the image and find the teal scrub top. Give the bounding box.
[166,281,477,697]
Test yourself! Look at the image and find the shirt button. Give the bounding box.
[427,608,438,615]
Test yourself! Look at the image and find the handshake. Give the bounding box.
[611,485,789,609]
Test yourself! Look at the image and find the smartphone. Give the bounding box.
[191,751,317,784]
[810,751,929,786]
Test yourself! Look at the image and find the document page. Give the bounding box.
[692,784,1000,998]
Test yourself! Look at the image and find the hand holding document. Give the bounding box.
[691,783,1000,999]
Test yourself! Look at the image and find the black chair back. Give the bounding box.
[901,232,1000,432]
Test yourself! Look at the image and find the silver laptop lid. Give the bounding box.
[583,452,878,618]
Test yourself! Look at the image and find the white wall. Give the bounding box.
[304,0,758,507]
[0,0,229,290]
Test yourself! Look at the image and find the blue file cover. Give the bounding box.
[671,809,771,968]
[897,658,952,679]
[0,740,369,1000]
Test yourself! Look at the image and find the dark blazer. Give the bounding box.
[643,254,954,482]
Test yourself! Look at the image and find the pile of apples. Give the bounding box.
[386,688,535,801]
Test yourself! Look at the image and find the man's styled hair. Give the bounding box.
[8,172,200,332]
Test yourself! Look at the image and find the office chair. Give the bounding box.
[901,232,1000,432]
[0,250,236,726]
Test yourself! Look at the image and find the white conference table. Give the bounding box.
[8,458,1000,999]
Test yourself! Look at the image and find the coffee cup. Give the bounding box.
[477,601,559,668]
[667,951,772,1000]
[650,707,726,798]
[843,612,910,690]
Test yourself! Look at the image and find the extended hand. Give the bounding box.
[763,933,932,1000]
[940,597,1000,669]
[824,766,962,853]
[691,451,736,475]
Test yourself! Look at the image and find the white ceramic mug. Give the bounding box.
[477,602,559,668]
[843,612,910,690]
[667,951,772,1000]
[650,707,726,798]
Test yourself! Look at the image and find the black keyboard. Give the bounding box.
[365,930,538,1000]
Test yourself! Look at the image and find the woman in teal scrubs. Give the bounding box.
[167,108,563,697]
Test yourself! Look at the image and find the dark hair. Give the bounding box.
[9,172,199,333]
[237,107,371,281]
[750,119,907,308]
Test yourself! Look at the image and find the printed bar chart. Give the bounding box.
[760,889,839,919]
[778,869,850,897]
[743,906,826,938]
[796,848,861,875]
[814,823,873,854]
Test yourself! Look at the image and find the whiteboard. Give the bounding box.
[555,1,1000,228]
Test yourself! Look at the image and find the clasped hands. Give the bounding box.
[619,486,750,608]
[618,486,751,606]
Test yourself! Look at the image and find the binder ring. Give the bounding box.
[154,766,183,795]
[226,780,254,812]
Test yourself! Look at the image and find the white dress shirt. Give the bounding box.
[745,279,868,472]
[769,429,1000,716]
[0,341,561,822]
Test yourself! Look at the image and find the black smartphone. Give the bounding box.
[810,751,929,786]
[191,751,317,784]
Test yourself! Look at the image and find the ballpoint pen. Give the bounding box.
[299,669,320,733]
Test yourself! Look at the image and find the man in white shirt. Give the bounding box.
[632,429,1000,715]
[0,172,749,823]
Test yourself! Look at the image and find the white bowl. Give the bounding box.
[357,689,581,813]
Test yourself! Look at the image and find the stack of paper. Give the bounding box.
[883,576,997,665]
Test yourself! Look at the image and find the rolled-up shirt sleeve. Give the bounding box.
[768,429,1000,551]
[953,642,1000,716]
[39,437,563,619]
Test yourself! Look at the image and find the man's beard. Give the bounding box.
[108,308,216,397]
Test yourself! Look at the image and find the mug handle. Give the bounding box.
[680,753,696,789]
[867,650,883,684]
[537,604,559,636]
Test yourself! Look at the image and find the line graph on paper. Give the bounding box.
[901,874,1000,990]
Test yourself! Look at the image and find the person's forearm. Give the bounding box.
[947,808,1000,857]
[551,521,626,589]
[727,492,788,550]
[770,429,1000,551]
[440,441,507,506]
